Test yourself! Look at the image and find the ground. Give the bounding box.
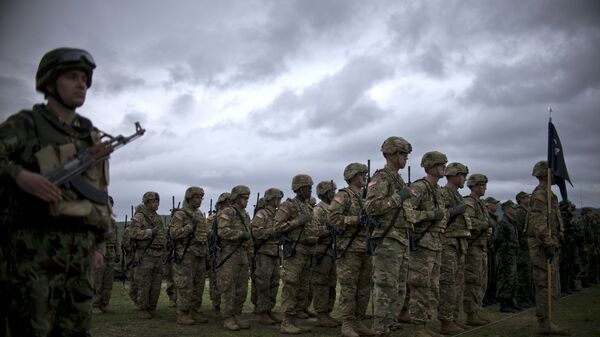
[92,282,600,337]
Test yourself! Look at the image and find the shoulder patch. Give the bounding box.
[174,211,185,221]
[333,193,345,205]
[255,212,265,219]
[279,203,290,214]
[368,180,378,188]
[133,213,144,222]
[219,212,230,221]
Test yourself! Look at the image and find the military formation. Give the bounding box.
[2,47,600,337]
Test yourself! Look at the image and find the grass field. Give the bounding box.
[92,281,600,337]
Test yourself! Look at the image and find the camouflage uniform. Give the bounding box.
[122,222,139,306]
[493,203,519,310]
[483,199,498,306]
[1,48,111,336]
[515,198,534,305]
[169,187,209,324]
[129,199,167,316]
[93,215,121,311]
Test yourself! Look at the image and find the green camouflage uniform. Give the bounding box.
[309,200,337,315]
[515,205,534,304]
[169,202,209,319]
[94,216,121,310]
[365,165,411,334]
[216,204,253,319]
[438,185,471,323]
[406,178,446,324]
[1,104,110,336]
[207,212,221,311]
[129,203,167,313]
[251,206,281,314]
[494,213,519,303]
[122,223,139,306]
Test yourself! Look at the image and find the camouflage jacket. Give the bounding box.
[494,214,519,254]
[169,203,209,257]
[441,185,471,239]
[365,165,412,246]
[106,217,121,260]
[526,185,563,249]
[218,205,253,254]
[328,186,367,254]
[273,197,316,254]
[309,200,333,256]
[407,178,447,251]
[129,203,166,257]
[464,194,491,247]
[515,206,529,250]
[251,206,279,256]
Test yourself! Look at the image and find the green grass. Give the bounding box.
[92,281,600,337]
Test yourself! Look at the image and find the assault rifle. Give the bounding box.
[165,196,181,264]
[208,215,220,273]
[44,122,145,205]
[208,199,213,216]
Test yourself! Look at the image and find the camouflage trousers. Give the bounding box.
[298,257,313,313]
[438,239,466,322]
[496,250,517,301]
[93,246,116,309]
[516,246,533,303]
[127,267,138,306]
[164,260,177,303]
[372,238,409,333]
[253,253,280,313]
[217,246,249,319]
[4,227,96,337]
[134,253,163,311]
[208,268,221,311]
[336,251,372,321]
[173,253,206,313]
[311,254,337,314]
[528,240,560,321]
[408,246,441,324]
[281,248,312,316]
[464,244,487,315]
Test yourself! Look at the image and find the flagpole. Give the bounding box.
[547,107,553,325]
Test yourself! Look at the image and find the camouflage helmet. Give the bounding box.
[532,160,549,177]
[142,191,160,203]
[445,162,469,177]
[36,48,96,92]
[467,173,488,187]
[420,151,448,170]
[264,188,284,201]
[484,197,499,205]
[515,191,529,203]
[316,181,337,196]
[343,163,368,182]
[381,136,412,155]
[291,174,313,192]
[500,200,516,210]
[216,192,231,206]
[184,186,204,200]
[230,185,251,201]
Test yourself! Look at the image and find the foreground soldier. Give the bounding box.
[130,192,167,319]
[217,185,253,331]
[93,196,122,314]
[406,151,448,337]
[494,200,519,313]
[527,161,570,335]
[251,188,284,325]
[1,47,110,336]
[309,181,340,328]
[365,136,414,336]
[463,174,492,326]
[169,186,209,325]
[438,163,470,334]
[515,191,534,307]
[273,174,315,334]
[329,163,378,337]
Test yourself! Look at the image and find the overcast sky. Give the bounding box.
[2,0,599,218]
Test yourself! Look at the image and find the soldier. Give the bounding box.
[217,185,253,331]
[483,197,499,307]
[558,201,577,295]
[309,181,340,328]
[493,200,519,313]
[515,191,534,307]
[365,136,414,336]
[405,151,448,337]
[329,163,378,337]
[122,208,139,308]
[580,207,597,288]
[208,192,230,314]
[93,196,122,314]
[463,173,492,326]
[273,174,316,334]
[526,161,570,335]
[437,162,470,334]
[1,47,110,336]
[251,188,284,325]
[169,186,209,325]
[129,192,167,319]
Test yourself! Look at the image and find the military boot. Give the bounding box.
[296,310,309,319]
[355,321,379,336]
[500,301,516,313]
[192,310,208,323]
[397,310,412,323]
[440,320,463,335]
[234,316,250,329]
[316,313,339,327]
[176,311,195,325]
[257,312,277,325]
[141,310,154,319]
[455,321,471,330]
[537,319,571,336]
[223,317,240,331]
[280,315,302,335]
[269,311,283,323]
[100,306,114,313]
[426,326,444,337]
[293,317,312,333]
[328,313,341,325]
[466,313,486,326]
[476,311,491,323]
[413,323,433,337]
[92,307,103,315]
[341,321,360,337]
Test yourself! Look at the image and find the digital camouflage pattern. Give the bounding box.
[251,206,280,314]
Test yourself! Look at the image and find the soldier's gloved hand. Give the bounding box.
[433,209,445,221]
[448,204,467,217]
[240,231,251,241]
[296,214,312,227]
[391,187,413,206]
[151,227,159,237]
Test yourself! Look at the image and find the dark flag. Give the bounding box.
[547,119,573,202]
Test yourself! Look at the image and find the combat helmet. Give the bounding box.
[230,185,251,200]
[36,47,96,92]
[185,186,204,200]
[142,191,160,203]
[381,136,412,155]
[291,174,313,192]
[343,163,368,182]
[467,174,488,187]
[421,151,448,170]
[264,188,284,201]
[445,162,469,177]
[532,160,549,178]
[316,181,336,196]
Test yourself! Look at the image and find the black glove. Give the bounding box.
[151,227,158,237]
[433,209,445,221]
[240,231,251,241]
[296,214,311,227]
[448,204,467,218]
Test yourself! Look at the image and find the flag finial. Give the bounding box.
[548,106,553,120]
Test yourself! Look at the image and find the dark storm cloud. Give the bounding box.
[0,76,37,120]
[94,72,146,95]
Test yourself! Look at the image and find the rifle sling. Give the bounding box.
[338,190,366,258]
[215,207,249,270]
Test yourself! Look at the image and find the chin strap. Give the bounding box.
[48,91,78,110]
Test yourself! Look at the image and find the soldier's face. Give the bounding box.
[473,184,486,197]
[190,194,203,208]
[147,199,159,212]
[238,195,250,208]
[298,186,312,200]
[397,153,408,169]
[432,164,446,179]
[53,70,88,108]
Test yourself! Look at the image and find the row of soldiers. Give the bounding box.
[90,136,595,337]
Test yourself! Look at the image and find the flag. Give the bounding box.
[547,119,573,202]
